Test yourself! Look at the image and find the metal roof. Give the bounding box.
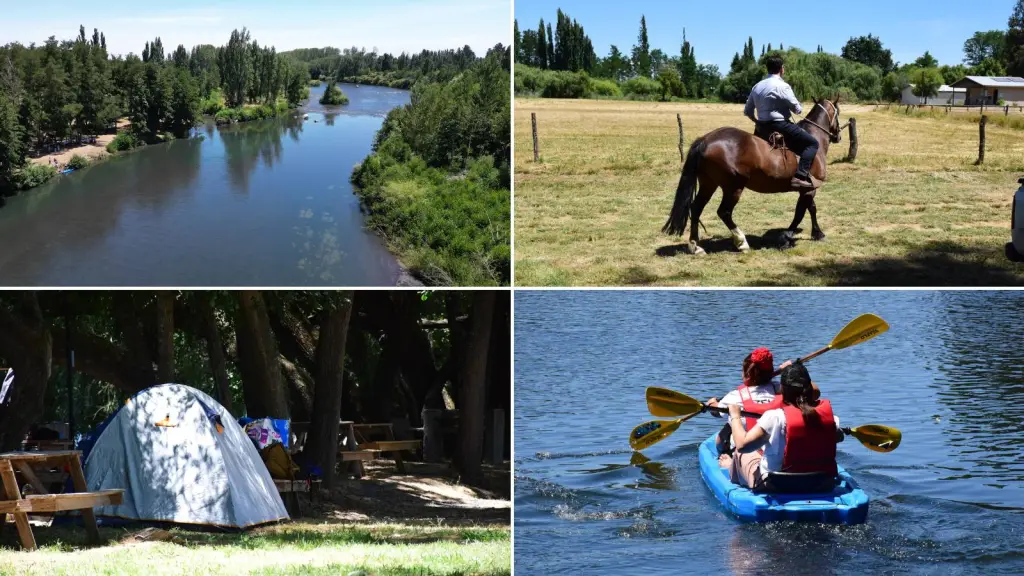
[951,76,1024,88]
[906,84,966,92]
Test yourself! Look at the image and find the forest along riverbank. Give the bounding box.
[514,291,1024,575]
[0,84,413,286]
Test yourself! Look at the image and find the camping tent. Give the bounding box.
[81,383,288,529]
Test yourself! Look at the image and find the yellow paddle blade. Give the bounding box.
[829,313,889,350]
[630,419,683,451]
[847,424,901,453]
[646,387,704,418]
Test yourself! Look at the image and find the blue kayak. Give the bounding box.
[698,434,869,524]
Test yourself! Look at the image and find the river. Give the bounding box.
[514,291,1024,575]
[0,84,410,286]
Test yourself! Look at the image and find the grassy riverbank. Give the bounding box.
[352,48,511,286]
[514,98,1024,286]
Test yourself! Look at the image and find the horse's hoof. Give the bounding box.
[812,230,826,241]
[689,242,707,256]
[737,243,750,253]
[777,231,797,250]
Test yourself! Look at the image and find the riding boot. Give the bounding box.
[790,174,822,192]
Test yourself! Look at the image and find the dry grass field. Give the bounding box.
[514,98,1024,286]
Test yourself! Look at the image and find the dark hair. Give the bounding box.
[742,353,773,387]
[780,363,821,425]
[766,55,784,75]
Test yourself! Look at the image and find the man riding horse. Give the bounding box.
[744,55,820,192]
[662,54,843,255]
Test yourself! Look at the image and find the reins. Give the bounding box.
[793,101,839,139]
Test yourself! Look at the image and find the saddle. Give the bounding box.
[754,123,788,152]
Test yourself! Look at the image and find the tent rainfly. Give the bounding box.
[81,383,288,529]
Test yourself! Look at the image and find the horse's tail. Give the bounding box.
[662,137,706,236]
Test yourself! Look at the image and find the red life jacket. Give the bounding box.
[781,400,838,476]
[737,384,783,431]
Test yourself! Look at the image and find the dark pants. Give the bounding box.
[759,120,818,179]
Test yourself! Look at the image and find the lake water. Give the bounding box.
[514,291,1024,575]
[0,84,409,286]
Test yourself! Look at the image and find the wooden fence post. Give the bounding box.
[976,115,987,166]
[847,118,858,162]
[1006,104,1010,116]
[531,112,539,163]
[676,113,685,162]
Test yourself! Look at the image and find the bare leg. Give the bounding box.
[688,181,716,255]
[718,188,750,252]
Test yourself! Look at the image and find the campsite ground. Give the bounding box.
[514,99,1024,286]
[0,461,511,576]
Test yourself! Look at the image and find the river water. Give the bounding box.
[514,291,1024,575]
[0,84,409,286]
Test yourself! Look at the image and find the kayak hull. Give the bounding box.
[698,434,869,524]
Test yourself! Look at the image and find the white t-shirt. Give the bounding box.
[755,408,840,478]
[718,381,781,414]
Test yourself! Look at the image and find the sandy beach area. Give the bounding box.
[28,134,116,168]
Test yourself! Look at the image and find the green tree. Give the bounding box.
[536,19,548,70]
[911,67,943,104]
[656,66,684,100]
[881,71,906,102]
[223,28,252,107]
[841,34,895,73]
[913,51,939,68]
[285,61,309,106]
[600,45,631,82]
[971,57,1007,77]
[167,67,199,137]
[963,30,1006,67]
[172,44,189,69]
[1008,0,1024,75]
[939,64,969,85]
[678,29,698,96]
[0,65,26,186]
[514,20,522,64]
[632,15,652,78]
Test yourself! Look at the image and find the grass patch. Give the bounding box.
[881,104,1024,131]
[514,98,1024,286]
[0,522,510,576]
[353,154,510,286]
[200,88,226,115]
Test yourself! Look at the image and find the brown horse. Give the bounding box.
[662,96,843,254]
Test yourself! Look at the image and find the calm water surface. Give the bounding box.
[0,84,409,286]
[515,291,1024,575]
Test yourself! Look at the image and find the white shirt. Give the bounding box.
[755,408,840,478]
[744,74,803,122]
[718,381,781,411]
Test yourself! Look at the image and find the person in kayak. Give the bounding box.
[723,362,844,491]
[707,347,790,460]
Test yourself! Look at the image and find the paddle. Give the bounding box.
[775,313,890,374]
[632,388,901,453]
[703,313,890,404]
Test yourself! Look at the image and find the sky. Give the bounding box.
[0,0,511,56]
[515,0,1016,71]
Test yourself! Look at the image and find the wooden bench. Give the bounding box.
[360,440,422,473]
[274,479,321,517]
[0,451,123,550]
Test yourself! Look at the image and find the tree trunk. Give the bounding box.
[306,293,354,490]
[0,294,53,451]
[236,291,289,418]
[487,291,511,460]
[196,293,232,412]
[155,292,175,383]
[457,292,495,486]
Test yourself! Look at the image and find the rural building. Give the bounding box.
[900,84,965,105]
[949,76,1024,105]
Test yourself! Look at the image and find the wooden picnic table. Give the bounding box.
[0,450,123,551]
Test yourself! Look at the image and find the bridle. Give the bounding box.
[798,100,842,143]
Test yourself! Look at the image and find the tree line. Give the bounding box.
[515,2,1024,103]
[352,45,511,286]
[281,45,481,90]
[0,290,510,488]
[0,25,310,194]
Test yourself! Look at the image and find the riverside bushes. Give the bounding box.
[106,131,140,152]
[213,100,289,125]
[352,46,511,286]
[318,81,350,105]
